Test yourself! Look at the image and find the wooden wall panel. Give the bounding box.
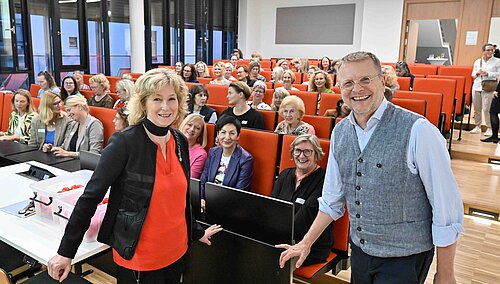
[493,0,500,17]
[407,2,461,20]
[455,0,494,65]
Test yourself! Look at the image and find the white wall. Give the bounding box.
[488,17,500,46]
[238,0,404,62]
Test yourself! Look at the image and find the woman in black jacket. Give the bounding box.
[48,68,221,283]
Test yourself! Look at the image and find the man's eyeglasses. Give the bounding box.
[293,148,313,157]
[340,74,381,91]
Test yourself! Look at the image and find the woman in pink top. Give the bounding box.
[180,114,208,178]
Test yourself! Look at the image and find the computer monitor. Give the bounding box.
[189,178,202,221]
[80,150,101,170]
[204,182,294,245]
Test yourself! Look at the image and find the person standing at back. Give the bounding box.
[470,43,500,136]
[277,51,464,284]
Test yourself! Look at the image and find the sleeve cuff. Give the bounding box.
[318,197,344,221]
[432,222,464,247]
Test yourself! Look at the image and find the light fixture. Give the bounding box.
[468,208,498,221]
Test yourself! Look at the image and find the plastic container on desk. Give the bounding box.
[29,170,93,223]
[54,191,108,243]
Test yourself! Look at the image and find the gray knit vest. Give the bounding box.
[334,103,433,257]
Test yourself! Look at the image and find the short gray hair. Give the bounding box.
[290,134,325,161]
[252,80,267,92]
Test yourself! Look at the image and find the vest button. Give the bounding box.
[357,226,362,231]
[356,186,361,190]
[355,201,360,205]
[356,214,360,218]
[358,158,364,163]
[360,239,365,244]
[376,163,382,168]
[356,172,362,176]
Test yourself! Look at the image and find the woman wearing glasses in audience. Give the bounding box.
[248,81,271,110]
[113,79,135,109]
[88,74,114,109]
[272,134,333,266]
[188,85,217,123]
[48,68,221,283]
[237,65,256,87]
[210,62,231,86]
[183,64,199,83]
[200,115,254,205]
[29,91,71,150]
[51,97,104,158]
[180,114,208,179]
[60,76,83,103]
[0,89,38,143]
[37,71,61,98]
[275,96,315,135]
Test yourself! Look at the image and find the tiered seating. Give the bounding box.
[392,98,427,116]
[318,93,342,116]
[88,106,116,145]
[289,91,319,115]
[205,85,229,105]
[394,90,443,128]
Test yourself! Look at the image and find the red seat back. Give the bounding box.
[106,76,120,93]
[238,128,279,196]
[413,78,455,131]
[204,123,215,152]
[206,84,229,106]
[29,84,41,97]
[0,92,7,132]
[260,71,272,82]
[1,93,13,131]
[396,77,411,91]
[88,106,116,145]
[256,109,277,131]
[427,74,466,115]
[408,64,438,76]
[288,91,319,115]
[318,93,342,116]
[394,90,443,128]
[391,98,427,116]
[438,65,473,106]
[197,77,212,84]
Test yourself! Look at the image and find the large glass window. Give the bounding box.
[150,0,164,65]
[108,0,130,76]
[14,0,27,70]
[29,0,52,76]
[59,1,81,66]
[184,0,196,64]
[87,0,103,74]
[0,0,14,70]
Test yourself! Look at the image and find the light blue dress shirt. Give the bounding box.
[319,99,464,247]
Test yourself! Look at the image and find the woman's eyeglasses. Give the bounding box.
[293,148,313,157]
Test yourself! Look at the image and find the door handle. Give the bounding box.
[4,27,15,34]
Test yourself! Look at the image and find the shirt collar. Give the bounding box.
[347,98,388,130]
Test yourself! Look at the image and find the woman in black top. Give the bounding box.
[237,65,256,87]
[272,134,333,266]
[183,64,199,83]
[47,68,221,283]
[481,82,500,143]
[188,84,217,123]
[221,82,264,129]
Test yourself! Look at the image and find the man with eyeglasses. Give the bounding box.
[277,51,463,284]
[470,43,500,136]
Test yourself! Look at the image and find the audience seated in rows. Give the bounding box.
[60,76,83,103]
[271,88,290,111]
[53,96,104,157]
[324,99,351,118]
[29,91,71,150]
[37,71,61,98]
[114,79,134,109]
[88,74,114,109]
[210,62,231,86]
[188,85,217,123]
[0,89,38,143]
[275,96,315,135]
[320,56,334,74]
[73,71,90,90]
[248,81,271,110]
[180,114,208,179]
[237,65,256,87]
[272,134,333,266]
[183,64,199,83]
[222,82,264,129]
[200,115,254,204]
[113,106,129,132]
[382,65,399,100]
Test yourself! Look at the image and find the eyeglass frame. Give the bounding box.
[293,148,314,157]
[339,74,382,91]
